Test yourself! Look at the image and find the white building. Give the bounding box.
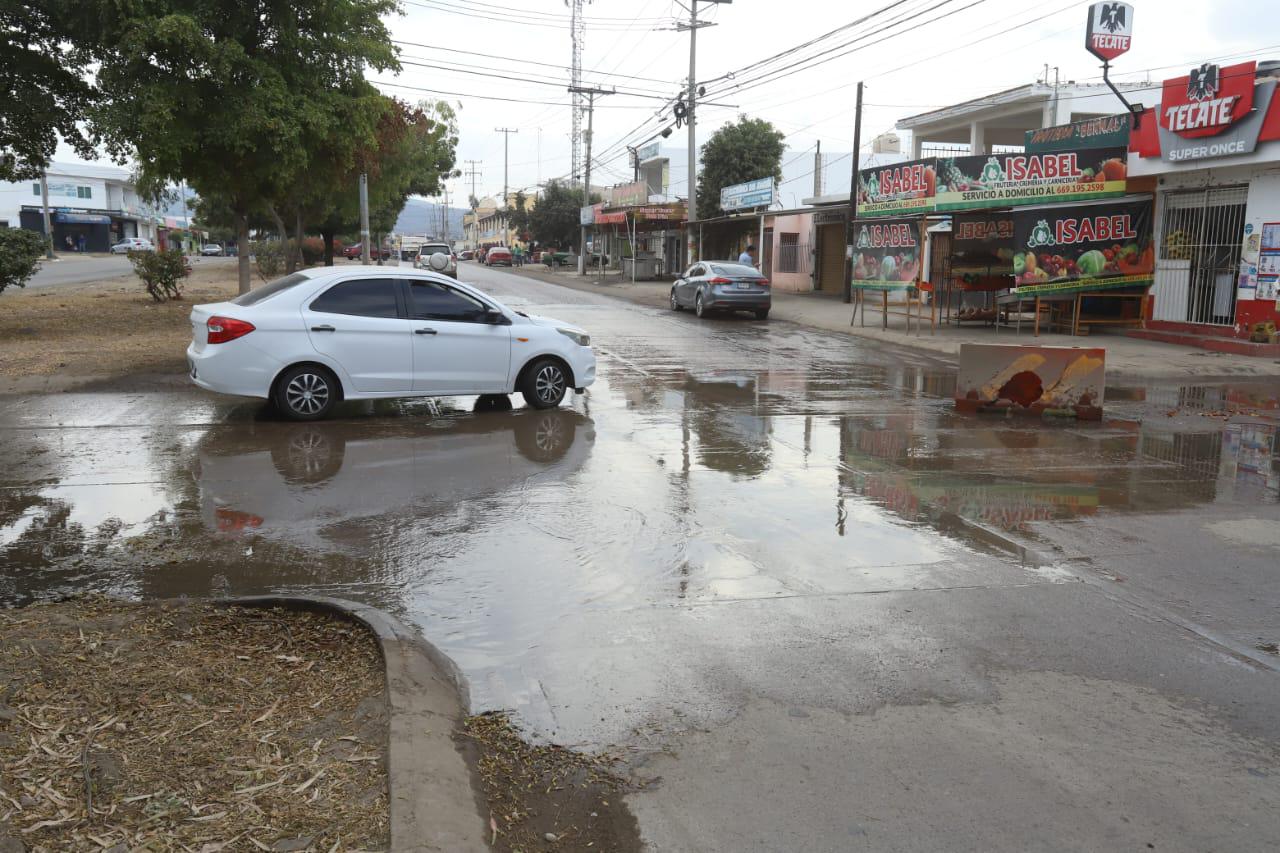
[0,162,160,252]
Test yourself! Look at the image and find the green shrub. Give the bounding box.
[253,240,284,278]
[129,247,189,302]
[0,228,47,295]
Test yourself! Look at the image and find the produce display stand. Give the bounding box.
[1000,279,1151,336]
[850,281,931,333]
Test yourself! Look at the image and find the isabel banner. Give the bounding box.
[934,147,1128,211]
[951,213,1014,254]
[856,158,937,218]
[850,218,922,289]
[1012,199,1155,294]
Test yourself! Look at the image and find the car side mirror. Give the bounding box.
[483,307,510,325]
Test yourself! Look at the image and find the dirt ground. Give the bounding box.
[0,266,238,389]
[459,712,642,852]
[0,597,388,851]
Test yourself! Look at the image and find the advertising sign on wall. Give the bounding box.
[952,213,1014,253]
[934,148,1128,211]
[720,177,776,211]
[1085,2,1133,62]
[1026,114,1131,153]
[856,158,937,218]
[850,218,921,289]
[1011,198,1155,294]
[1130,60,1280,164]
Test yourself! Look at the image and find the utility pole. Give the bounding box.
[495,128,518,245]
[359,173,371,265]
[39,171,55,260]
[464,160,482,207]
[813,141,822,198]
[569,85,613,275]
[677,0,728,266]
[843,82,863,304]
[568,0,589,188]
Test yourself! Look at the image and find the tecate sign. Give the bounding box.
[1085,2,1133,62]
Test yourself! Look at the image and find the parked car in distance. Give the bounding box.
[110,237,154,254]
[457,249,475,261]
[415,243,457,278]
[200,244,223,256]
[341,243,384,260]
[670,261,771,320]
[485,246,513,267]
[186,267,596,421]
[541,250,572,267]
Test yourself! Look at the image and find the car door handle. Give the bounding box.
[310,324,335,332]
[414,327,438,335]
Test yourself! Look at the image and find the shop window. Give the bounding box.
[1159,186,1247,326]
[77,186,92,199]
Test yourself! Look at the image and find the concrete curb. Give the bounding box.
[227,596,487,853]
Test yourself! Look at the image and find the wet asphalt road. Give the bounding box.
[3,261,1280,850]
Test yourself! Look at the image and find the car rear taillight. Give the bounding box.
[207,315,255,344]
[708,277,732,284]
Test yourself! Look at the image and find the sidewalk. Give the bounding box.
[507,265,1280,381]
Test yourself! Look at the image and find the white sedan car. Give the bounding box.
[110,237,154,254]
[186,265,596,420]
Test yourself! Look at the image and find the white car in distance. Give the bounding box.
[186,254,596,420]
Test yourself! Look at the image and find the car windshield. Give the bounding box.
[230,272,310,306]
[709,263,760,277]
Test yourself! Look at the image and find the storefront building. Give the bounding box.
[1,162,158,250]
[1129,59,1280,339]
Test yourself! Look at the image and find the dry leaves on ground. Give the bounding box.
[0,596,388,851]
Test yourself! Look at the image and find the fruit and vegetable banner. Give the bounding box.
[1011,199,1155,294]
[856,158,937,218]
[934,147,1128,211]
[850,218,921,289]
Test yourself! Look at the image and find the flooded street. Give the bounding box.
[4,264,1280,849]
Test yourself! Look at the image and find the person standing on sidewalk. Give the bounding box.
[738,244,757,268]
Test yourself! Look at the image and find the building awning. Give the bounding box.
[53,212,111,224]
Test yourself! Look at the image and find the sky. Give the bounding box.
[51,0,1273,206]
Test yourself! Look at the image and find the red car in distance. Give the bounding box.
[485,246,513,267]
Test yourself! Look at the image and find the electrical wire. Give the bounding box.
[400,0,667,31]
[391,40,677,85]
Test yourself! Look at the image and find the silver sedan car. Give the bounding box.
[670,261,771,320]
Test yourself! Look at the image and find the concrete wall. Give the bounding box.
[767,212,814,292]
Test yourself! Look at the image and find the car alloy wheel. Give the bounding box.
[284,371,331,416]
[534,363,565,405]
[671,289,682,311]
[695,292,706,318]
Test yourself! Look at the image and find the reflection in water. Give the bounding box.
[196,405,594,552]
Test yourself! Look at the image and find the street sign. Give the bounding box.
[720,177,776,212]
[1085,2,1133,62]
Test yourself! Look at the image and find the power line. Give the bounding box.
[390,40,676,85]
[400,0,665,31]
[395,56,681,100]
[370,78,658,108]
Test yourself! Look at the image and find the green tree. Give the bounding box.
[89,0,400,294]
[0,1,97,181]
[529,181,598,249]
[306,98,459,265]
[0,228,46,295]
[509,191,531,240]
[696,116,786,220]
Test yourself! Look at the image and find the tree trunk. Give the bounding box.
[322,229,335,266]
[268,204,294,274]
[375,231,383,266]
[294,207,305,268]
[236,214,251,295]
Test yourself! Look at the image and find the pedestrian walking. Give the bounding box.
[738,244,758,267]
